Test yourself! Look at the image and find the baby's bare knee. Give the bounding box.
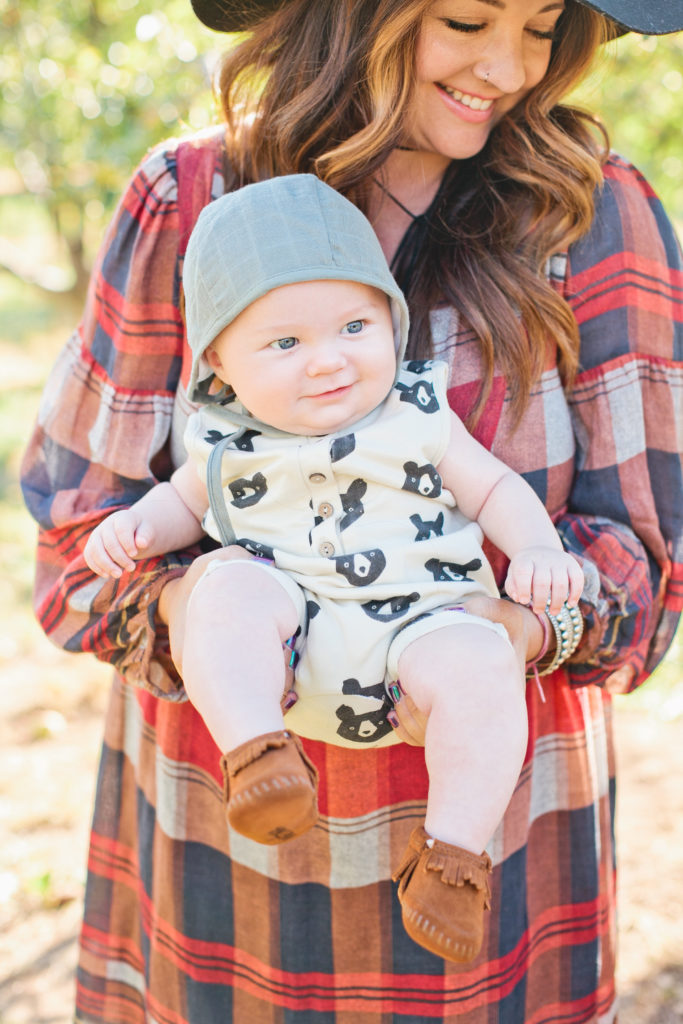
[398,623,520,712]
[190,561,298,638]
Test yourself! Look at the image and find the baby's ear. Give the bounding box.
[205,345,225,375]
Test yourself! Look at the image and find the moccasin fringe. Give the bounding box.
[423,841,492,908]
[393,829,492,909]
[220,730,318,803]
[391,825,429,895]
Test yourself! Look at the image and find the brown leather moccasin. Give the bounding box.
[220,730,319,844]
[393,826,492,963]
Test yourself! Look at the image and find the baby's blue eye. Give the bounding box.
[343,320,364,335]
[270,337,298,350]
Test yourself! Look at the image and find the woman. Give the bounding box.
[21,0,682,1021]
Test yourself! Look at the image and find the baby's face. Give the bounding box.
[206,279,397,435]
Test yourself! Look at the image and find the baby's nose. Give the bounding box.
[306,341,347,375]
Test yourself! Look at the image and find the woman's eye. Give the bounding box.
[443,18,556,41]
[528,27,557,41]
[443,19,483,33]
[342,320,364,335]
[270,337,298,350]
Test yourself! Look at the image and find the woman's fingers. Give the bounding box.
[387,685,428,746]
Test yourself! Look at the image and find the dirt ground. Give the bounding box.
[1,625,682,1023]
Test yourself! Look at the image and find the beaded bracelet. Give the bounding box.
[537,602,584,677]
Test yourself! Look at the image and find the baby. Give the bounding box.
[85,175,583,963]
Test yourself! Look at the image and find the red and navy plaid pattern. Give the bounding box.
[21,132,682,1023]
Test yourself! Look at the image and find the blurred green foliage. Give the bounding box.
[1,0,220,291]
[572,32,683,228]
[0,0,681,297]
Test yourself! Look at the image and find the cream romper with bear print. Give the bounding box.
[183,360,508,749]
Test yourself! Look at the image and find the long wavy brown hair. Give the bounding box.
[216,0,616,424]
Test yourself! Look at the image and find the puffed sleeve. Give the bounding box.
[20,140,212,697]
[558,154,683,693]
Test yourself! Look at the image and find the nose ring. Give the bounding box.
[483,70,490,83]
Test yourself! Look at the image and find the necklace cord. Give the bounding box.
[373,178,424,222]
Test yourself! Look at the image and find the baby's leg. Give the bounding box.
[391,622,526,961]
[180,559,301,753]
[180,558,318,844]
[397,622,527,853]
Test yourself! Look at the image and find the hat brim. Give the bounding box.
[190,0,284,31]
[191,0,682,34]
[577,0,683,35]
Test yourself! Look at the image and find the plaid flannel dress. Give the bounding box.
[21,129,683,1023]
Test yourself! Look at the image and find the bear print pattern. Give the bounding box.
[204,429,230,447]
[228,471,268,508]
[339,479,367,531]
[410,511,445,541]
[404,359,433,375]
[235,538,275,560]
[402,461,442,498]
[335,678,394,743]
[424,557,483,582]
[361,592,420,621]
[330,434,356,462]
[334,549,386,587]
[203,427,262,451]
[396,378,439,414]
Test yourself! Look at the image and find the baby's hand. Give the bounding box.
[505,546,584,615]
[84,509,153,579]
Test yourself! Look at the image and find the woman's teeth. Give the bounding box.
[442,86,493,111]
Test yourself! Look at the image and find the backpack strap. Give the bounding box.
[175,130,243,543]
[176,128,227,256]
[175,129,227,393]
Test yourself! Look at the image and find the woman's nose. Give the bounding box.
[478,32,527,94]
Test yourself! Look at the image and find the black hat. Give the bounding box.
[577,0,683,35]
[191,0,683,34]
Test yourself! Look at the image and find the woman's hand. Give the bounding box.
[459,594,547,672]
[387,683,429,746]
[388,595,547,747]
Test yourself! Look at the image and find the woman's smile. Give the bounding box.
[404,0,562,161]
[435,82,495,121]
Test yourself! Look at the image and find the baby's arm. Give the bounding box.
[437,412,583,613]
[84,459,209,578]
